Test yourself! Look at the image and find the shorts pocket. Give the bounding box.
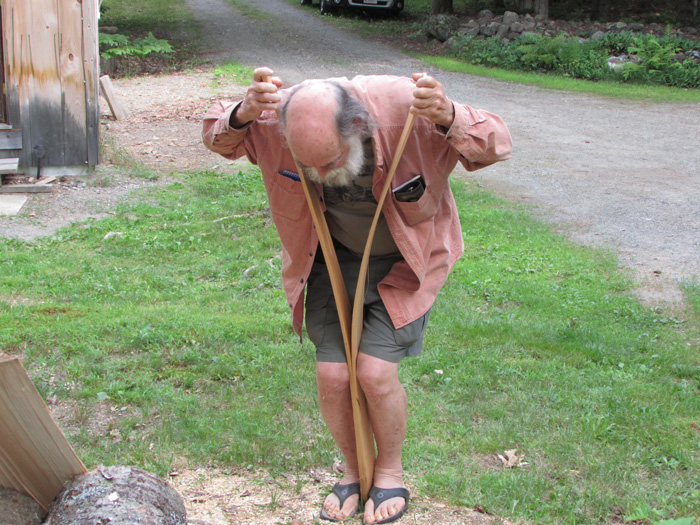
[393,310,430,347]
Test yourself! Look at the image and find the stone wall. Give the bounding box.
[423,10,700,44]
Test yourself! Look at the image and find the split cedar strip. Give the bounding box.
[2,0,99,168]
[0,356,87,512]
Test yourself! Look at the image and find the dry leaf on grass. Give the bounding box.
[497,449,528,468]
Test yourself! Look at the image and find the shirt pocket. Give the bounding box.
[392,179,440,226]
[269,171,307,222]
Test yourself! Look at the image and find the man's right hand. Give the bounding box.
[230,67,283,128]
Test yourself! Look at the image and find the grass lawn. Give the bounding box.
[1,167,699,524]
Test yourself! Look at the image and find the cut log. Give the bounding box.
[44,465,187,525]
[0,487,42,525]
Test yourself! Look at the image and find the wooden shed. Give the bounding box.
[0,0,100,178]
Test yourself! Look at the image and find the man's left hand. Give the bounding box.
[410,73,455,129]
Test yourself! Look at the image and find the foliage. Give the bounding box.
[449,32,700,88]
[99,32,174,59]
[621,37,700,88]
[99,0,201,75]
[421,54,700,103]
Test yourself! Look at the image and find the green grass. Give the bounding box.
[225,0,272,21]
[1,168,699,523]
[419,55,700,103]
[211,62,256,89]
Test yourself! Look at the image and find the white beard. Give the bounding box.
[302,134,365,187]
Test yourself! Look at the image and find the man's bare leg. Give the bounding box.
[317,362,360,520]
[356,354,408,524]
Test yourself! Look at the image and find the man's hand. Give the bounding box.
[410,73,455,129]
[230,67,283,128]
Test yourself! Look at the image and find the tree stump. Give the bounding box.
[44,466,186,525]
[0,487,43,525]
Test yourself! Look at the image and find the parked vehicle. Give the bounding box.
[300,0,404,17]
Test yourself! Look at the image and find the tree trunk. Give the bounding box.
[431,0,453,15]
[534,0,548,18]
[0,487,43,525]
[44,466,187,525]
[519,0,533,11]
[591,0,611,21]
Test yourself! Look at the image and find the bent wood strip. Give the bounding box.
[296,163,376,499]
[351,113,417,374]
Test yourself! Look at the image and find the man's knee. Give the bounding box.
[356,354,399,399]
[316,362,351,396]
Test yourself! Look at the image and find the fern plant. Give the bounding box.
[622,37,679,84]
[99,32,173,59]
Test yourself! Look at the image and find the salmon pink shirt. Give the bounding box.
[203,75,512,337]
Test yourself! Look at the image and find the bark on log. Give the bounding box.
[0,487,43,524]
[44,466,186,525]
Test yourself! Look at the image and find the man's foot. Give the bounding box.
[320,481,361,522]
[362,486,409,524]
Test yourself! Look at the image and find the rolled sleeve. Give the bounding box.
[445,104,513,170]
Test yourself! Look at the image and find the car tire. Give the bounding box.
[300,0,312,5]
[319,0,335,14]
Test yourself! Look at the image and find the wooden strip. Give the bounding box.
[100,75,130,121]
[297,164,376,499]
[0,356,87,511]
[351,113,416,374]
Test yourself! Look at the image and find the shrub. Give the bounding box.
[99,32,174,59]
[448,31,700,89]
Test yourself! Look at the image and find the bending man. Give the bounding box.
[203,67,512,524]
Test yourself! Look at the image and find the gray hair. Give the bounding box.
[280,80,374,140]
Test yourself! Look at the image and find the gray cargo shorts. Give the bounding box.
[305,243,430,364]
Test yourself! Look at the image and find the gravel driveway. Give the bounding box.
[188,0,700,304]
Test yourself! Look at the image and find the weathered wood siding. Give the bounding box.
[1,0,99,169]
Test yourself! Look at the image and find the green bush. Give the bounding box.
[449,31,700,89]
[99,32,174,59]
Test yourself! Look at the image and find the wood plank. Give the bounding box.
[0,184,53,193]
[59,0,88,166]
[0,356,87,512]
[16,0,65,167]
[0,158,19,174]
[82,0,101,166]
[3,2,22,127]
[35,175,57,185]
[0,130,22,150]
[100,75,130,121]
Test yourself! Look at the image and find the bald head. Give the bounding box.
[283,82,342,170]
[279,80,374,185]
